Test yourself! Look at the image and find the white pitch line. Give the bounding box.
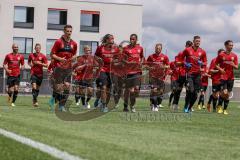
[0,128,83,160]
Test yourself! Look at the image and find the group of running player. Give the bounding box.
[3,25,238,115]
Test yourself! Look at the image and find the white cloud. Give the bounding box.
[85,0,240,61]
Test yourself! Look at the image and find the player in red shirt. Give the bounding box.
[207,49,225,112]
[175,41,193,111]
[179,36,207,113]
[73,45,102,109]
[146,43,169,112]
[95,34,120,112]
[28,43,48,107]
[168,58,180,111]
[3,44,25,107]
[215,40,238,115]
[197,67,211,110]
[111,44,128,108]
[50,25,77,112]
[122,34,144,112]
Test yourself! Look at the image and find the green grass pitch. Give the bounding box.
[0,95,240,160]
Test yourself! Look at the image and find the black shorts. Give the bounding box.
[177,76,187,89]
[52,67,72,84]
[220,80,234,92]
[125,73,141,88]
[76,80,93,88]
[200,86,207,92]
[96,72,112,88]
[149,78,165,90]
[186,74,201,93]
[7,76,20,87]
[171,80,178,91]
[112,75,125,91]
[212,84,221,93]
[31,75,43,86]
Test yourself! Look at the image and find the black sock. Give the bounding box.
[173,90,181,105]
[224,99,229,110]
[32,89,37,101]
[198,95,203,105]
[208,95,213,105]
[212,98,218,111]
[189,92,198,110]
[12,91,18,103]
[169,92,174,105]
[81,96,86,105]
[36,90,39,101]
[130,92,136,107]
[75,93,80,103]
[86,97,91,103]
[152,96,158,107]
[201,95,205,106]
[218,96,223,107]
[157,96,162,105]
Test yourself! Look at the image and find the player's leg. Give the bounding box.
[86,84,94,109]
[223,80,234,115]
[217,81,226,114]
[172,80,180,111]
[151,87,158,112]
[157,80,165,108]
[11,76,20,107]
[7,76,14,105]
[187,75,200,112]
[94,78,101,108]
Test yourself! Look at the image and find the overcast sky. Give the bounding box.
[87,0,240,61]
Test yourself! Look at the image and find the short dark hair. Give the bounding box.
[185,41,193,47]
[64,25,73,30]
[224,40,233,46]
[193,35,201,40]
[217,48,224,54]
[130,34,138,40]
[35,43,41,47]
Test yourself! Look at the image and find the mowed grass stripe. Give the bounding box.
[0,96,240,160]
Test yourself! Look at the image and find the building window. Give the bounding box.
[80,41,98,55]
[14,6,34,28]
[13,37,33,59]
[48,8,67,30]
[46,39,57,59]
[80,10,100,32]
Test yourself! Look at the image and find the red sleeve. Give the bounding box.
[3,55,9,65]
[180,49,188,60]
[140,47,144,59]
[20,55,25,65]
[202,50,207,66]
[209,59,215,70]
[234,54,238,66]
[95,46,102,57]
[215,53,222,66]
[51,40,60,55]
[165,56,170,65]
[43,55,48,64]
[28,54,32,64]
[73,42,77,56]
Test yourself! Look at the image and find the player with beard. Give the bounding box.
[146,43,169,112]
[215,40,238,115]
[28,43,48,107]
[50,25,77,112]
[122,34,144,112]
[95,34,120,112]
[207,49,225,112]
[178,36,207,113]
[3,44,25,107]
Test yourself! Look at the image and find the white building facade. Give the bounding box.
[0,0,142,92]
